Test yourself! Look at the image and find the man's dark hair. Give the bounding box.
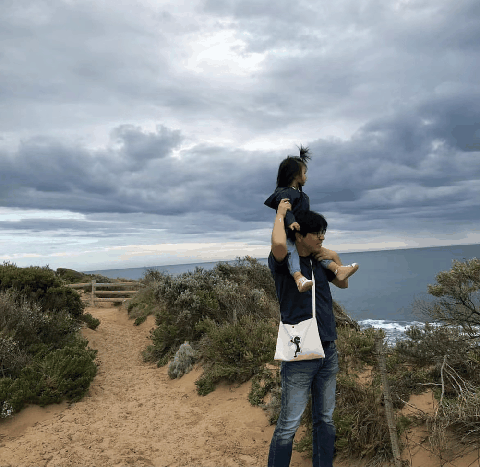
[295,210,328,237]
[276,145,311,190]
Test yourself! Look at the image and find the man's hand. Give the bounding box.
[289,222,300,231]
[277,198,291,218]
[313,247,339,263]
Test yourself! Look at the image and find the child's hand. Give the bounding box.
[289,222,300,231]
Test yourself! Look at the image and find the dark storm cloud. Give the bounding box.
[302,94,480,225]
[0,124,185,213]
[1,95,479,237]
[1,0,479,249]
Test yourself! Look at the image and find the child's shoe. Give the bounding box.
[335,263,359,281]
[296,275,313,293]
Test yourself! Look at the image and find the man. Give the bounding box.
[268,199,349,467]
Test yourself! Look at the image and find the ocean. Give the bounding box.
[84,243,480,344]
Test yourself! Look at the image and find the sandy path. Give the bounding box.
[0,306,311,467]
[3,305,477,467]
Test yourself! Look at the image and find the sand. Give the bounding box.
[0,305,478,467]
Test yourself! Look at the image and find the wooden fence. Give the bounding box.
[67,280,140,306]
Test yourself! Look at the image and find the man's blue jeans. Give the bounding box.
[268,341,339,467]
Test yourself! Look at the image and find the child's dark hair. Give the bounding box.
[276,145,311,190]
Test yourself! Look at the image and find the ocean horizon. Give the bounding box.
[84,243,480,344]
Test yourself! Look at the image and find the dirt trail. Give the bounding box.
[0,306,311,467]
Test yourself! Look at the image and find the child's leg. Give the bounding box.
[320,259,334,269]
[287,238,313,293]
[286,238,301,276]
[321,259,359,281]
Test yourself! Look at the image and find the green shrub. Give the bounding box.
[55,268,85,283]
[0,262,84,317]
[213,256,277,303]
[395,323,480,390]
[127,284,160,324]
[0,338,97,416]
[0,377,25,417]
[36,338,98,402]
[0,336,30,378]
[248,364,281,410]
[81,313,101,330]
[43,287,84,318]
[0,290,80,353]
[140,258,278,365]
[417,257,480,337]
[336,326,378,371]
[195,315,276,395]
[134,315,147,326]
[0,281,97,418]
[335,374,392,461]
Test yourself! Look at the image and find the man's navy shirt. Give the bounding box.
[268,251,337,343]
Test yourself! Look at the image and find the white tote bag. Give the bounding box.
[274,261,325,361]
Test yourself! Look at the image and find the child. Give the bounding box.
[264,145,359,292]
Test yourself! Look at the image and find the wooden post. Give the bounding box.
[375,334,402,467]
[91,280,96,307]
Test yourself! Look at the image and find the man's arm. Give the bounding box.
[271,198,291,262]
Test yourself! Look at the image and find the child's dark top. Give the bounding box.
[264,187,310,229]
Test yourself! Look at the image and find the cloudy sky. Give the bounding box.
[1,0,479,271]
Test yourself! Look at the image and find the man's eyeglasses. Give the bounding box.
[313,231,326,239]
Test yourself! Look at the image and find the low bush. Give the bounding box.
[81,313,101,330]
[0,336,30,378]
[35,338,98,402]
[127,282,161,325]
[0,337,97,417]
[140,257,278,366]
[248,364,281,424]
[395,323,480,389]
[0,263,99,419]
[55,268,85,283]
[0,290,80,353]
[336,325,378,371]
[332,374,393,462]
[393,323,480,456]
[168,342,197,379]
[0,262,84,318]
[195,314,276,395]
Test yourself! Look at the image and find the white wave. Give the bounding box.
[357,319,427,344]
[359,319,424,332]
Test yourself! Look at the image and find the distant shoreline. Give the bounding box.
[82,242,480,274]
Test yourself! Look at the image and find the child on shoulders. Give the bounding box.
[265,145,359,292]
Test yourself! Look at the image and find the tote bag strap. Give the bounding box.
[311,259,316,319]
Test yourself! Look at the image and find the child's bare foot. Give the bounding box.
[335,263,359,281]
[296,275,313,293]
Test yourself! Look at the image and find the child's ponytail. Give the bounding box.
[276,144,312,188]
[298,145,311,164]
